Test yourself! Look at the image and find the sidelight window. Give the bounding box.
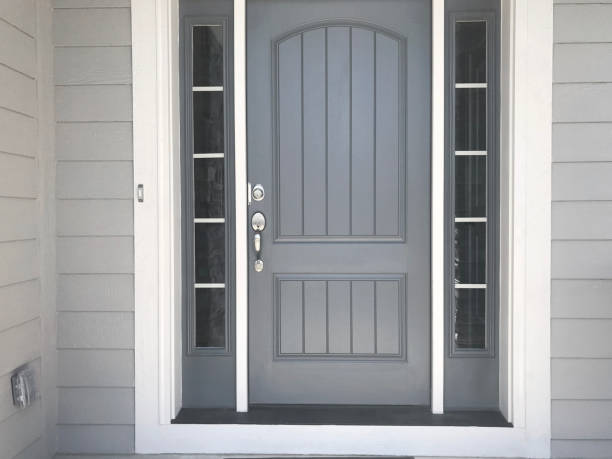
[184,21,231,353]
[448,16,498,357]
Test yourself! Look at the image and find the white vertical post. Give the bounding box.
[234,0,249,413]
[431,0,445,415]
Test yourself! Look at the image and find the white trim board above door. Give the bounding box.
[132,0,552,456]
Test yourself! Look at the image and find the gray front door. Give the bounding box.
[247,0,431,405]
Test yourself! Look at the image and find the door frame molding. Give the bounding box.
[132,0,552,455]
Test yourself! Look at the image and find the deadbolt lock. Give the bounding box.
[252,184,265,202]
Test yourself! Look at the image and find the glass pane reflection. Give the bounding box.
[194,158,225,218]
[195,223,225,284]
[455,21,486,84]
[454,288,486,349]
[195,288,225,348]
[194,91,224,153]
[193,26,223,87]
[455,155,486,218]
[454,222,486,284]
[455,88,486,151]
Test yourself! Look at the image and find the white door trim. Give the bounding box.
[234,0,249,413]
[132,0,552,455]
[430,0,445,415]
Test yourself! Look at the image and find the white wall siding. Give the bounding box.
[0,401,44,459]
[0,0,54,457]
[56,122,132,161]
[53,8,132,46]
[57,200,134,236]
[58,387,134,424]
[55,46,132,86]
[0,66,37,116]
[58,349,134,386]
[0,1,36,37]
[0,155,38,199]
[57,425,135,455]
[552,1,612,457]
[53,0,134,454]
[0,109,37,158]
[57,274,133,312]
[0,19,36,76]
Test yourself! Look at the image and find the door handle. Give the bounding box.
[251,212,266,272]
[254,233,261,253]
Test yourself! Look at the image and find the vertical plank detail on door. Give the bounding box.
[327,26,351,236]
[279,280,303,354]
[303,29,327,236]
[351,28,376,236]
[375,33,402,236]
[278,35,303,236]
[352,281,376,354]
[275,274,404,359]
[304,280,327,353]
[376,280,401,354]
[328,280,351,353]
[274,23,406,241]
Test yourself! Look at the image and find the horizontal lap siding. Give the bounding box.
[0,19,36,77]
[552,2,612,456]
[54,0,130,7]
[0,65,37,117]
[0,1,36,37]
[0,109,37,158]
[56,425,134,455]
[55,47,132,86]
[58,349,134,386]
[0,1,45,458]
[53,1,135,454]
[0,199,38,241]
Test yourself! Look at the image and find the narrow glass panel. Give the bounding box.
[455,88,486,151]
[195,223,225,283]
[194,158,225,218]
[454,288,486,349]
[455,21,486,84]
[195,288,225,348]
[193,25,223,87]
[455,155,486,218]
[193,91,224,153]
[454,222,486,284]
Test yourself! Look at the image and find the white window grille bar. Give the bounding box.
[455,19,486,24]
[195,283,225,289]
[194,153,224,158]
[455,217,487,223]
[194,218,225,223]
[193,86,223,91]
[454,284,487,289]
[455,83,487,89]
[455,150,487,156]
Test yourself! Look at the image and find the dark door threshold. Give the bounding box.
[173,404,512,427]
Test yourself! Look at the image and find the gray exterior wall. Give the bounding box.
[552,1,612,457]
[0,1,56,458]
[53,0,135,454]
